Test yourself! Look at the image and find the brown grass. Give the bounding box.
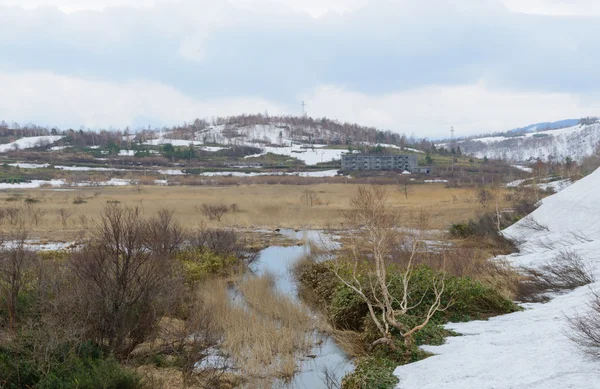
[0,183,512,241]
[198,275,315,386]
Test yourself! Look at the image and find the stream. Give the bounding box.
[249,230,354,389]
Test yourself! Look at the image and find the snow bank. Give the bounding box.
[512,164,533,173]
[0,136,63,152]
[0,180,65,189]
[245,145,346,165]
[394,167,600,388]
[198,170,339,178]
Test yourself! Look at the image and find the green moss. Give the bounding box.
[177,248,239,282]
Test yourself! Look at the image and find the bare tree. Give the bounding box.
[399,176,413,200]
[26,205,48,227]
[145,208,185,256]
[70,204,180,359]
[199,204,229,222]
[300,190,320,207]
[58,208,72,227]
[0,233,36,329]
[329,186,450,350]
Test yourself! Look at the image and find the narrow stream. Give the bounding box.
[249,230,354,389]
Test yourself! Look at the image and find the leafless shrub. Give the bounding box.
[145,208,185,257]
[230,203,239,213]
[0,232,36,329]
[58,208,72,227]
[476,188,494,207]
[330,186,451,350]
[520,216,550,232]
[200,204,229,221]
[69,204,180,359]
[569,230,594,244]
[300,189,320,207]
[192,227,258,263]
[5,207,22,226]
[27,206,48,226]
[79,213,88,227]
[518,250,594,303]
[568,291,600,359]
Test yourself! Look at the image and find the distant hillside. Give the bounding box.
[506,119,580,136]
[439,118,600,163]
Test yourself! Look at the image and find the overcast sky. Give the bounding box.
[2,0,600,138]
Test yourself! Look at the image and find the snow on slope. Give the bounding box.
[0,136,63,152]
[245,144,350,165]
[454,123,600,163]
[394,167,600,389]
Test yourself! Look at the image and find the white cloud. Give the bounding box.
[502,0,600,15]
[4,69,598,138]
[302,83,600,138]
[0,71,285,129]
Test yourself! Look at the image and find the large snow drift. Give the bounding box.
[0,136,63,152]
[394,168,600,388]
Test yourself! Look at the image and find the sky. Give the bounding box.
[1,0,600,138]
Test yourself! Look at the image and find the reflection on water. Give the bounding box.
[250,230,354,389]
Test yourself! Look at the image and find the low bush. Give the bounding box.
[342,356,400,389]
[448,212,518,253]
[296,260,517,333]
[517,250,594,303]
[568,291,600,359]
[177,249,239,282]
[199,204,229,221]
[0,342,141,389]
[73,196,87,205]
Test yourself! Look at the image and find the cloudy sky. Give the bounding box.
[1,0,600,138]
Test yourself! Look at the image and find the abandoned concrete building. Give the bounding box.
[342,154,419,172]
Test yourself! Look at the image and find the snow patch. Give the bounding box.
[0,136,63,152]
[394,167,600,389]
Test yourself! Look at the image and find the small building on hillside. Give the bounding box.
[342,153,419,172]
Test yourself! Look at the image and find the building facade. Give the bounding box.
[342,154,419,171]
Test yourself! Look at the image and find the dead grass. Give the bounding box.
[0,183,512,241]
[198,275,315,386]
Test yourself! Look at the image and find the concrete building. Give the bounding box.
[342,153,419,172]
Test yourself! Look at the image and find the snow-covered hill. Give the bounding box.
[393,167,600,388]
[0,135,63,152]
[444,122,600,163]
[150,122,418,166]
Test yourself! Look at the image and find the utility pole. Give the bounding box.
[451,126,455,174]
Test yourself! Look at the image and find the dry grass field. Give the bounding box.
[0,183,512,241]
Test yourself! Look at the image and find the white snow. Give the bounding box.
[0,136,63,152]
[506,178,528,188]
[158,169,186,175]
[245,145,347,165]
[394,167,600,389]
[0,179,65,189]
[74,178,132,187]
[200,146,229,152]
[512,165,533,173]
[424,179,448,183]
[118,150,135,156]
[198,170,339,178]
[538,179,572,192]
[9,163,50,169]
[454,123,600,163]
